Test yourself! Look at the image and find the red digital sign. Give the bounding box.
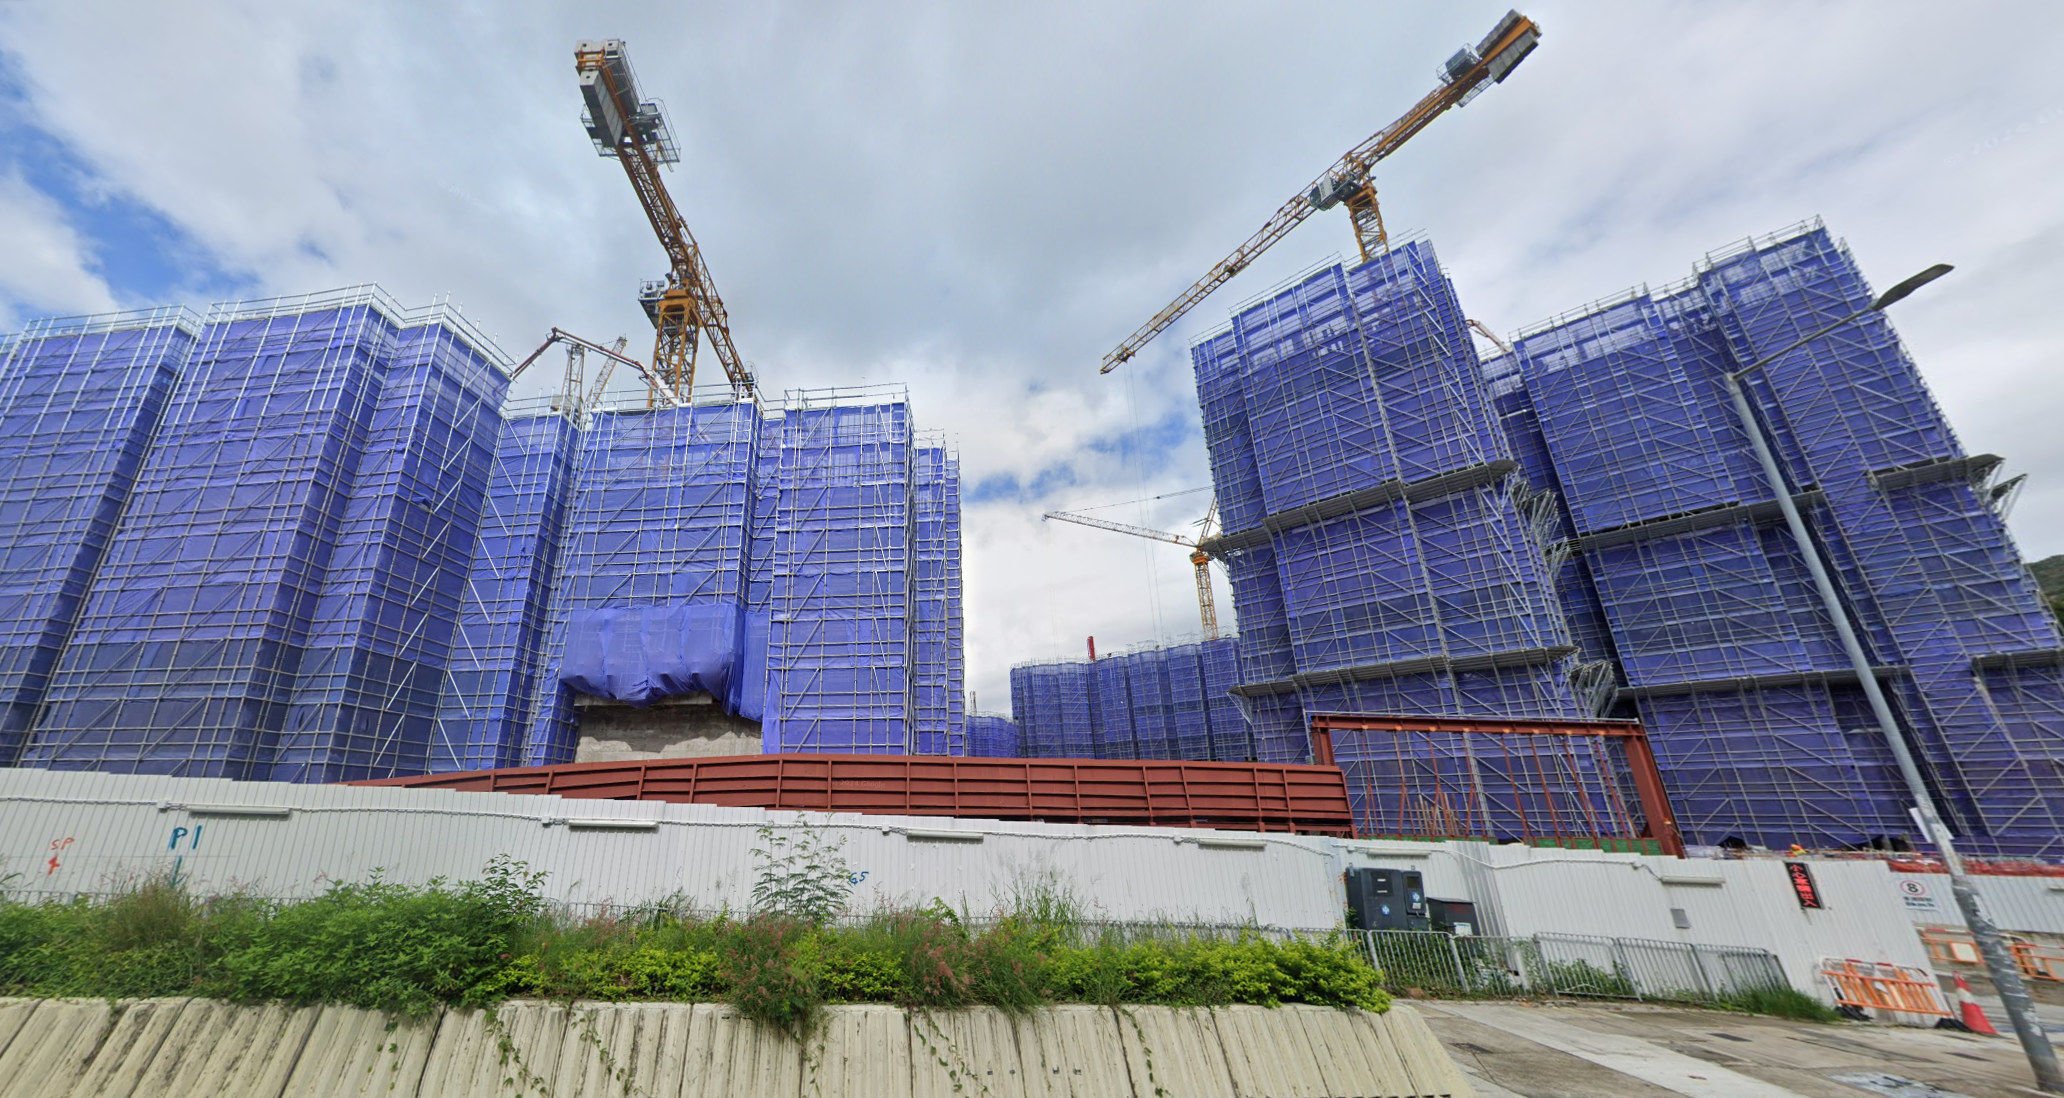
[1785,861,1824,910]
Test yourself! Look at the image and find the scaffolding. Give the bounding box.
[1006,637,1248,761]
[271,319,511,782]
[910,439,966,754]
[26,290,410,776]
[432,398,579,772]
[1490,222,2064,857]
[960,712,1020,758]
[0,307,193,763]
[0,297,967,782]
[1190,240,1585,831]
[764,390,916,753]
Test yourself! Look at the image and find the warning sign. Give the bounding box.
[1897,876,1941,913]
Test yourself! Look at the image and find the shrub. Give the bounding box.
[0,866,1395,1033]
[718,916,823,1038]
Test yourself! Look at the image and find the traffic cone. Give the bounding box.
[1953,974,1999,1036]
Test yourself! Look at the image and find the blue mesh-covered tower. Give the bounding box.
[1504,221,2064,858]
[1006,637,1247,761]
[526,400,757,764]
[763,395,916,753]
[911,440,966,754]
[270,319,511,781]
[0,310,190,763]
[25,293,407,776]
[432,403,579,771]
[964,713,1020,757]
[0,296,967,782]
[1192,241,1589,836]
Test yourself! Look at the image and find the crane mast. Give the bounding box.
[576,40,756,403]
[1099,10,1540,375]
[1045,504,1222,639]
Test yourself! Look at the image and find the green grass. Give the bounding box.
[1720,983,1842,1022]
[0,859,1389,1038]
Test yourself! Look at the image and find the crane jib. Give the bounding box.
[1097,10,1540,376]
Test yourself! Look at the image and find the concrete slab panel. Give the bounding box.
[0,999,113,1098]
[911,1006,1031,1098]
[68,997,190,1095]
[814,1004,912,1098]
[689,1003,801,1098]
[1017,1005,1133,1097]
[280,1004,442,1096]
[1116,1006,1236,1098]
[142,999,321,1097]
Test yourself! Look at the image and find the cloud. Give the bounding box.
[0,169,118,325]
[2,1,2062,709]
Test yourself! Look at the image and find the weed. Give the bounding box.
[1721,983,1841,1022]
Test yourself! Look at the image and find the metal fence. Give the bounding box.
[1360,929,1788,1004]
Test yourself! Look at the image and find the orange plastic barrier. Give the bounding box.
[1818,959,1950,1017]
[2012,941,2064,983]
[1920,929,1981,966]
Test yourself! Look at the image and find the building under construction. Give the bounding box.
[1010,220,2060,861]
[0,289,966,781]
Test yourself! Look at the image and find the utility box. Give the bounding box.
[1428,897,1477,935]
[1345,868,1429,931]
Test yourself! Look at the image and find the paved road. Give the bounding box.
[1419,999,2054,1098]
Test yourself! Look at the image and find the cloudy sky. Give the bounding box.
[4,2,2062,712]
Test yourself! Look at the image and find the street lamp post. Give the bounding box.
[1721,263,2061,1093]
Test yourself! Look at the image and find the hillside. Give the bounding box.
[2030,554,2064,613]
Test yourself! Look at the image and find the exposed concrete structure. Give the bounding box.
[573,696,762,762]
[0,997,1471,1097]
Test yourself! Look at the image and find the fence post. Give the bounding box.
[1448,935,1469,992]
[1688,943,1717,1000]
[1613,938,1641,1001]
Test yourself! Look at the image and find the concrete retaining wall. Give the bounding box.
[0,997,1471,1098]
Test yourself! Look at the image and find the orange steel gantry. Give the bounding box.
[576,40,756,403]
[1098,10,1540,376]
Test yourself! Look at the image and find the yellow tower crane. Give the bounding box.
[1045,499,1222,639]
[576,39,756,403]
[1099,10,1540,375]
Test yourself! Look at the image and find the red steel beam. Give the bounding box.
[352,753,1356,837]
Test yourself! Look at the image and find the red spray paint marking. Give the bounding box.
[46,836,74,876]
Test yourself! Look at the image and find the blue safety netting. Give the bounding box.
[271,322,510,782]
[0,315,187,764]
[1091,654,1135,758]
[1487,222,2064,857]
[1189,240,1585,837]
[543,403,755,730]
[910,444,966,755]
[963,713,1020,757]
[1006,638,1248,761]
[1125,650,1177,760]
[1165,643,1213,760]
[25,300,401,777]
[1201,639,1250,761]
[432,410,578,771]
[763,401,914,753]
[735,411,783,722]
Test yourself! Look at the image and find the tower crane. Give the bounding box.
[1099,10,1540,375]
[575,40,756,403]
[1045,499,1222,639]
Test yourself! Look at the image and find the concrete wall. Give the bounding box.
[0,767,1949,1000]
[573,697,763,762]
[0,997,1470,1098]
